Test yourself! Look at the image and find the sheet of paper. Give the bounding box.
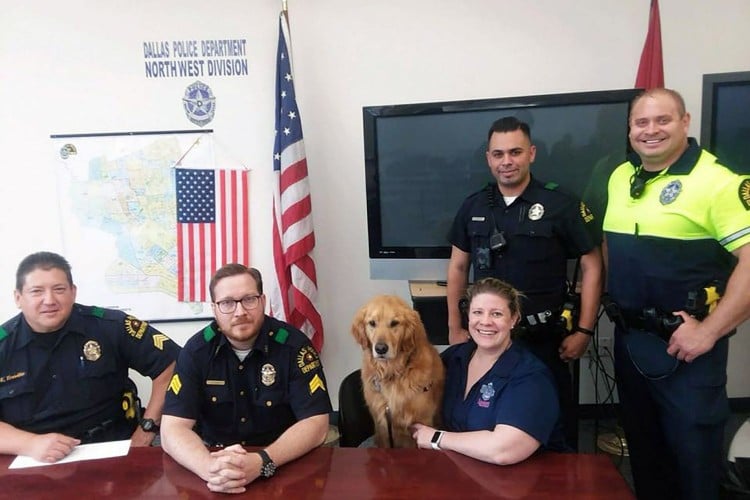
[8,439,131,469]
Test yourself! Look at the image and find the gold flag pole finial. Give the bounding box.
[282,0,288,13]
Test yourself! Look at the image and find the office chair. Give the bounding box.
[337,369,374,447]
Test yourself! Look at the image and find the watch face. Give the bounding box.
[140,419,158,432]
[261,462,277,478]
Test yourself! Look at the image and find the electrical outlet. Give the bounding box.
[596,336,613,356]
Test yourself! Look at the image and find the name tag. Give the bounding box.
[206,379,225,386]
[471,216,486,222]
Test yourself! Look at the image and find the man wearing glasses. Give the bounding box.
[160,264,332,495]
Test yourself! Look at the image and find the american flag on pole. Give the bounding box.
[175,168,251,302]
[635,0,664,89]
[269,11,324,352]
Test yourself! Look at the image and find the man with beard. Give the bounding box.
[161,264,332,494]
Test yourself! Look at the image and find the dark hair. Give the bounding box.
[630,88,687,118]
[487,116,532,145]
[16,251,74,292]
[209,263,263,301]
[465,277,523,318]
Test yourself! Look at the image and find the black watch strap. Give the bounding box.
[257,449,277,478]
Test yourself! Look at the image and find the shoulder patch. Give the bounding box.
[739,179,750,210]
[124,316,148,340]
[544,182,559,190]
[296,345,321,374]
[203,325,217,342]
[272,327,289,344]
[579,201,595,223]
[0,326,7,342]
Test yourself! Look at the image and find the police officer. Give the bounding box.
[160,264,332,495]
[446,116,603,450]
[603,88,750,500]
[0,251,179,463]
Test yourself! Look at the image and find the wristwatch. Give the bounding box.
[257,449,277,478]
[430,430,444,450]
[139,418,160,433]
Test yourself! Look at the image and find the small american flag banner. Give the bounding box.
[175,168,251,302]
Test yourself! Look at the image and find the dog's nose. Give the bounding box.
[374,342,389,356]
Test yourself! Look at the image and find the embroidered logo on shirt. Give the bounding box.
[125,316,148,340]
[477,382,495,408]
[739,179,750,210]
[309,374,326,395]
[168,374,182,394]
[579,201,594,223]
[296,346,321,374]
[659,180,682,205]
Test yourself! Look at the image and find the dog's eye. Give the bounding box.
[389,319,399,327]
[368,320,376,327]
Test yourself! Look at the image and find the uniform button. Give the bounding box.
[211,396,217,402]
[8,389,14,395]
[266,401,272,407]
[240,390,245,396]
[240,417,247,423]
[241,441,246,445]
[52,374,57,379]
[238,365,244,370]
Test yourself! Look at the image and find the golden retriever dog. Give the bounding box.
[351,295,445,448]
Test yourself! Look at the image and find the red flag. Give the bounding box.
[176,168,251,302]
[269,11,324,352]
[635,0,664,89]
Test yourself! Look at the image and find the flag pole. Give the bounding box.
[282,0,288,14]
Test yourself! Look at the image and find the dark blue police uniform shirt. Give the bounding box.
[448,178,598,315]
[0,304,179,440]
[441,341,565,448]
[163,315,332,447]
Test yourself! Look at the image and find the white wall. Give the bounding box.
[2,0,749,407]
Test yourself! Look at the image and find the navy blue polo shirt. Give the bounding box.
[448,177,598,315]
[0,304,180,440]
[441,341,564,448]
[163,316,332,447]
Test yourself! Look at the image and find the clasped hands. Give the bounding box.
[205,444,262,494]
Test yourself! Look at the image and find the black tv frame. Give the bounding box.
[700,71,750,169]
[363,88,640,281]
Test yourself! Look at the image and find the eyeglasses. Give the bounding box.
[215,294,262,314]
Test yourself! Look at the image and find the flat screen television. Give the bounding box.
[700,71,750,173]
[363,89,640,280]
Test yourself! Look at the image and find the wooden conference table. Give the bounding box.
[0,446,634,499]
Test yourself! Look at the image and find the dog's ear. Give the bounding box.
[401,308,423,354]
[351,304,371,350]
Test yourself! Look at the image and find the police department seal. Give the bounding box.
[182,80,216,127]
[659,180,682,205]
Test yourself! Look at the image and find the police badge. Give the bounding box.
[261,364,277,386]
[83,340,102,361]
[528,203,545,220]
[182,80,216,127]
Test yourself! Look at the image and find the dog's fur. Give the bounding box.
[351,295,445,448]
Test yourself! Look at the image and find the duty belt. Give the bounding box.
[619,308,685,342]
